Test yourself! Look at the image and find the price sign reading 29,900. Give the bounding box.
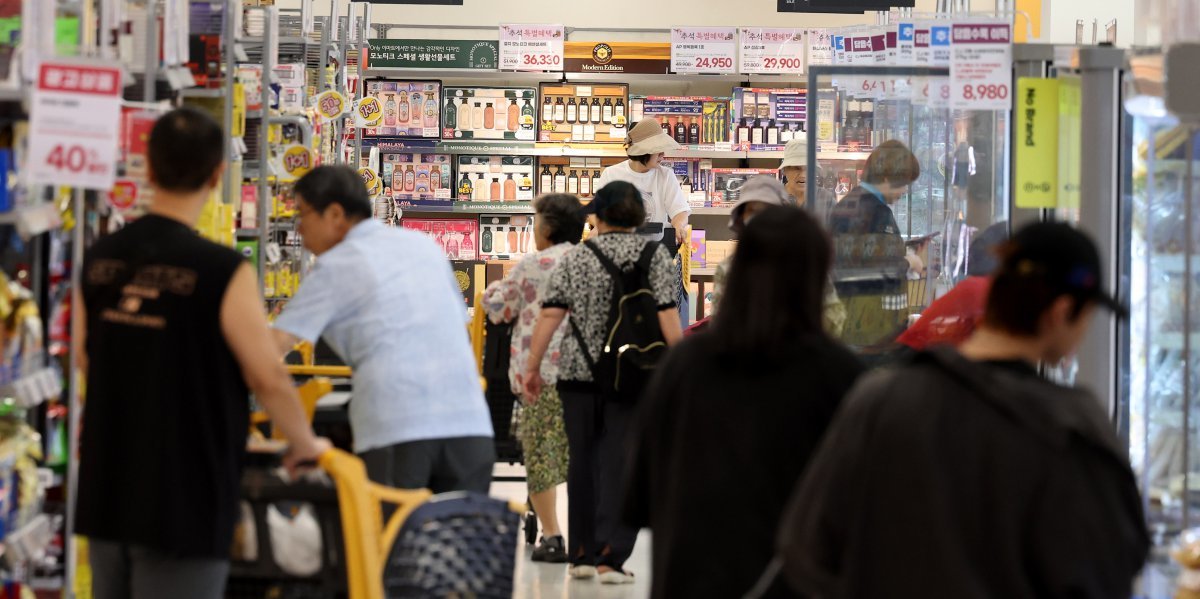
[762,57,804,71]
[694,56,733,71]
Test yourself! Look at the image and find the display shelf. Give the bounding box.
[667,148,744,159]
[179,87,225,99]
[817,151,873,161]
[236,228,259,237]
[364,140,750,160]
[691,206,734,216]
[565,72,745,84]
[363,68,555,82]
[749,150,786,159]
[398,202,535,214]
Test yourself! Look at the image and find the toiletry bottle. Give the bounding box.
[554,97,566,123]
[566,97,578,123]
[484,102,495,130]
[459,97,472,131]
[751,119,765,145]
[424,93,438,128]
[481,226,493,253]
[540,164,553,192]
[674,118,687,144]
[591,170,601,194]
[615,98,626,122]
[767,119,780,146]
[409,91,421,126]
[444,96,457,130]
[386,93,399,126]
[490,177,501,201]
[503,173,516,201]
[521,98,535,130]
[404,165,416,192]
[543,95,554,123]
[661,119,672,136]
[580,170,592,197]
[590,97,602,123]
[473,103,485,132]
[738,118,751,144]
[507,99,520,131]
[507,227,518,255]
[458,172,473,199]
[602,98,614,123]
[567,170,579,195]
[554,166,566,193]
[688,117,700,145]
[430,165,441,191]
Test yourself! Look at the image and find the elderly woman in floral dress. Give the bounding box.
[482,193,585,564]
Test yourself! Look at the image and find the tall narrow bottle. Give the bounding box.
[424,93,437,128]
[521,99,535,131]
[567,170,580,195]
[590,98,602,123]
[408,92,420,126]
[767,120,780,146]
[554,97,566,123]
[404,165,416,192]
[751,119,765,145]
[688,117,701,145]
[490,177,501,201]
[474,174,488,200]
[542,96,554,123]
[554,166,567,193]
[615,98,626,121]
[738,119,751,144]
[481,226,493,253]
[483,103,495,130]
[591,170,602,195]
[507,227,518,255]
[459,98,472,131]
[386,93,399,126]
[580,171,592,197]
[444,97,457,130]
[458,172,473,199]
[430,165,441,191]
[674,118,687,144]
[503,173,517,201]
[602,98,614,123]
[507,100,520,131]
[566,97,578,123]
[661,119,672,137]
[540,164,553,193]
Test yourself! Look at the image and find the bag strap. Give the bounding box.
[569,315,599,375]
[583,239,623,280]
[635,242,659,275]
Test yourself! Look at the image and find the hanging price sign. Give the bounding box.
[897,22,916,65]
[950,21,1013,111]
[740,28,806,75]
[27,60,123,190]
[671,27,738,74]
[314,90,349,121]
[808,29,833,66]
[499,24,565,72]
[354,96,383,127]
[276,145,314,182]
[358,167,382,197]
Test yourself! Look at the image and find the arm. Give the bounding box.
[523,307,566,400]
[658,309,683,347]
[670,211,689,246]
[273,329,301,358]
[220,263,328,469]
[666,174,692,246]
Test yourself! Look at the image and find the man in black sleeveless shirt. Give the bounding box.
[74,108,329,599]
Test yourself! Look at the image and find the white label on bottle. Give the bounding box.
[581,177,592,196]
[768,128,780,145]
[752,128,764,145]
[555,176,566,193]
[568,178,579,194]
[567,105,577,122]
[591,105,602,123]
[554,105,565,121]
[543,105,553,121]
[603,106,614,123]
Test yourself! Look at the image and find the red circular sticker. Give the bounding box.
[108,180,138,211]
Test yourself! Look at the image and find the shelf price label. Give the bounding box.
[950,21,1013,111]
[740,28,805,75]
[28,60,123,191]
[671,27,738,74]
[499,24,565,72]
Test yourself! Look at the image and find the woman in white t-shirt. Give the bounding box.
[596,118,691,249]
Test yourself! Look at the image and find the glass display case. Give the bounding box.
[806,66,1011,353]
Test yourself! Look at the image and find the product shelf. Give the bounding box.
[365,141,750,160]
[816,151,873,161]
[565,72,746,84]
[179,87,226,99]
[691,206,734,216]
[397,201,536,215]
[363,68,556,82]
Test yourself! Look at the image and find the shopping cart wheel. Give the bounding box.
[524,511,538,545]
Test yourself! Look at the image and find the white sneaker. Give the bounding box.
[598,569,635,585]
[569,565,597,579]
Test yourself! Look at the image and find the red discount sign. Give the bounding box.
[28,60,123,190]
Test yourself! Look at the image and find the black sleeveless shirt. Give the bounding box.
[77,214,250,558]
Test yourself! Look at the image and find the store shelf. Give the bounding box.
[179,87,225,99]
[667,148,744,159]
[749,150,786,160]
[565,72,746,84]
[817,151,873,162]
[691,206,734,216]
[364,140,749,160]
[398,201,535,215]
[363,68,556,82]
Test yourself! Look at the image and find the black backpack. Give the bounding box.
[570,239,668,403]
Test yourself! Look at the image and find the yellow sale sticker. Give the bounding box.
[314,90,348,121]
[359,167,382,196]
[279,145,314,181]
[355,97,383,127]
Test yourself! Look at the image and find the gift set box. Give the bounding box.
[630,96,732,147]
[538,83,629,144]
[443,87,538,142]
[363,80,442,138]
[380,153,453,206]
[456,156,536,202]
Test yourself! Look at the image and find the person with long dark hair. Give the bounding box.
[623,205,864,599]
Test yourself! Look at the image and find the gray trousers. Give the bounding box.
[90,540,229,599]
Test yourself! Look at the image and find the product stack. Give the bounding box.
[443,87,538,141]
[478,215,536,260]
[536,157,622,199]
[709,168,780,207]
[456,156,536,202]
[631,96,732,148]
[381,153,454,205]
[731,88,807,150]
[364,80,442,138]
[538,83,630,144]
[664,159,712,207]
[401,219,479,260]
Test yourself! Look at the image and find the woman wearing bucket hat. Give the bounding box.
[596,118,691,250]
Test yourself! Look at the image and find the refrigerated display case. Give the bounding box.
[806,65,1010,352]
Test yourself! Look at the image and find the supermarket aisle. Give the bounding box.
[492,464,653,598]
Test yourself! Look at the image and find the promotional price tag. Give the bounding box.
[358,167,382,197]
[27,60,123,191]
[499,24,564,72]
[832,34,846,64]
[107,179,139,212]
[354,96,383,127]
[950,21,1013,111]
[276,145,314,182]
[808,29,833,66]
[671,27,738,74]
[740,28,805,75]
[930,24,952,67]
[314,90,349,121]
[897,22,916,65]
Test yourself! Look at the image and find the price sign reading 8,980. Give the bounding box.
[28,60,123,191]
[499,24,565,72]
[949,21,1013,111]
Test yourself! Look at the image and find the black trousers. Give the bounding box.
[358,436,495,494]
[559,385,638,570]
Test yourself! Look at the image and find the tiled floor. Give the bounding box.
[491,464,653,599]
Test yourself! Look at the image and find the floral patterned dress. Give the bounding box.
[482,242,572,493]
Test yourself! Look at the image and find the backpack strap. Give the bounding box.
[635,242,659,274]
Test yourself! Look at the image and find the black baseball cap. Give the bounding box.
[1000,221,1127,317]
[579,180,644,228]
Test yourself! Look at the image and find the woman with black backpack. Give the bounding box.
[524,180,683,585]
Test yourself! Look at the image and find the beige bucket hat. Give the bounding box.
[779,134,808,169]
[624,117,681,156]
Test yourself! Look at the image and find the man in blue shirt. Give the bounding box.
[273,166,494,492]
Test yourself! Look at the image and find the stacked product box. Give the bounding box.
[456,156,536,202]
[400,218,478,260]
[363,80,442,138]
[479,215,536,260]
[663,159,712,207]
[538,83,629,144]
[709,168,780,207]
[731,88,807,151]
[443,87,539,141]
[379,152,453,208]
[630,96,732,148]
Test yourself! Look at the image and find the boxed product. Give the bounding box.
[630,96,732,147]
[663,159,712,207]
[450,260,487,308]
[443,87,538,141]
[363,80,442,138]
[380,153,453,206]
[709,168,780,207]
[456,156,536,202]
[537,157,623,198]
[538,83,629,144]
[401,218,478,260]
[731,88,807,150]
[479,215,536,260]
[690,229,707,268]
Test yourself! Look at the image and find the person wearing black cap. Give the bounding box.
[771,221,1150,599]
[525,180,683,585]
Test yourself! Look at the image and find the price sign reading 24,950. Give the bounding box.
[672,27,738,75]
[499,24,565,72]
[949,20,1013,111]
[28,60,123,191]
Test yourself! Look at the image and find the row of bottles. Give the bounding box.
[390,165,443,193]
[481,224,533,256]
[662,117,702,146]
[382,92,439,129]
[841,99,877,150]
[457,173,522,201]
[429,230,475,260]
[542,96,625,125]
[446,98,535,133]
[539,165,602,198]
[736,119,805,146]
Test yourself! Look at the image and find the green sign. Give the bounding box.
[367,39,500,70]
